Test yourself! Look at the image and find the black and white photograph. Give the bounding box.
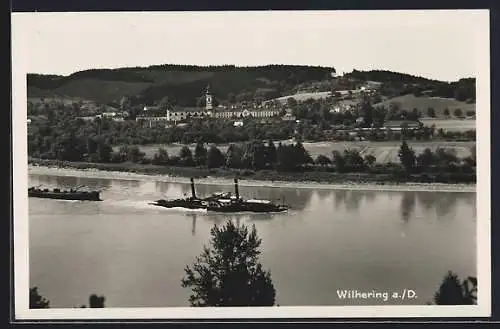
[12,9,490,320]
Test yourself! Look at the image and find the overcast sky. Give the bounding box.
[12,10,488,82]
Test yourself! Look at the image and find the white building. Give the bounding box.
[136,85,282,126]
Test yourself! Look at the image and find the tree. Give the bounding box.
[179,146,194,166]
[364,154,377,167]
[119,96,131,111]
[97,140,113,163]
[226,144,243,168]
[332,150,346,172]
[29,288,107,309]
[128,146,145,163]
[387,102,401,121]
[315,154,332,166]
[454,108,463,117]
[79,294,107,308]
[265,139,277,167]
[294,141,313,165]
[118,145,131,162]
[427,107,436,118]
[444,108,450,117]
[434,271,477,305]
[421,126,432,141]
[398,140,416,173]
[86,137,99,156]
[152,147,169,165]
[410,108,421,120]
[359,96,374,127]
[286,97,297,108]
[343,148,365,171]
[207,145,225,169]
[89,294,106,308]
[241,141,267,170]
[416,148,435,171]
[30,287,50,309]
[434,147,458,167]
[158,96,171,111]
[181,220,276,306]
[470,146,476,165]
[194,142,208,166]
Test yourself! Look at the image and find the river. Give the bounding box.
[28,173,476,308]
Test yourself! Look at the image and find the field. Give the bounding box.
[271,91,332,104]
[118,140,475,164]
[420,118,476,132]
[373,94,475,118]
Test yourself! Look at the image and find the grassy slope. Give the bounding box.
[373,94,475,117]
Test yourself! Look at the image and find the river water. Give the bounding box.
[28,173,476,308]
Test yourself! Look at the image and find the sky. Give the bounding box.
[12,10,489,82]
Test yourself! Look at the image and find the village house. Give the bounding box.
[136,106,170,127]
[76,111,127,122]
[213,107,281,119]
[282,108,296,121]
[136,112,169,128]
[167,107,209,121]
[330,103,355,114]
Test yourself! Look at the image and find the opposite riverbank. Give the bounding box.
[28,159,476,193]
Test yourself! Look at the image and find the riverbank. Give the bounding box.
[28,160,476,193]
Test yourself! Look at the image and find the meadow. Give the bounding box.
[373,94,475,117]
[420,118,476,132]
[119,140,475,164]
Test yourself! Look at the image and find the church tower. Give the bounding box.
[205,84,213,111]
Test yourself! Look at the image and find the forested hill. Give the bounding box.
[344,69,454,84]
[27,64,336,107]
[344,70,475,102]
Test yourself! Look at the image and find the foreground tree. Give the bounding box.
[30,287,50,309]
[88,294,106,308]
[433,271,477,305]
[30,287,106,308]
[181,220,276,306]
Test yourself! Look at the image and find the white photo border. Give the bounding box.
[11,9,491,320]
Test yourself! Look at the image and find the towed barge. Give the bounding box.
[28,186,102,201]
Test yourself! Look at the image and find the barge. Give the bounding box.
[28,186,102,201]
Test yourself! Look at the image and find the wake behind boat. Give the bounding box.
[28,186,102,201]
